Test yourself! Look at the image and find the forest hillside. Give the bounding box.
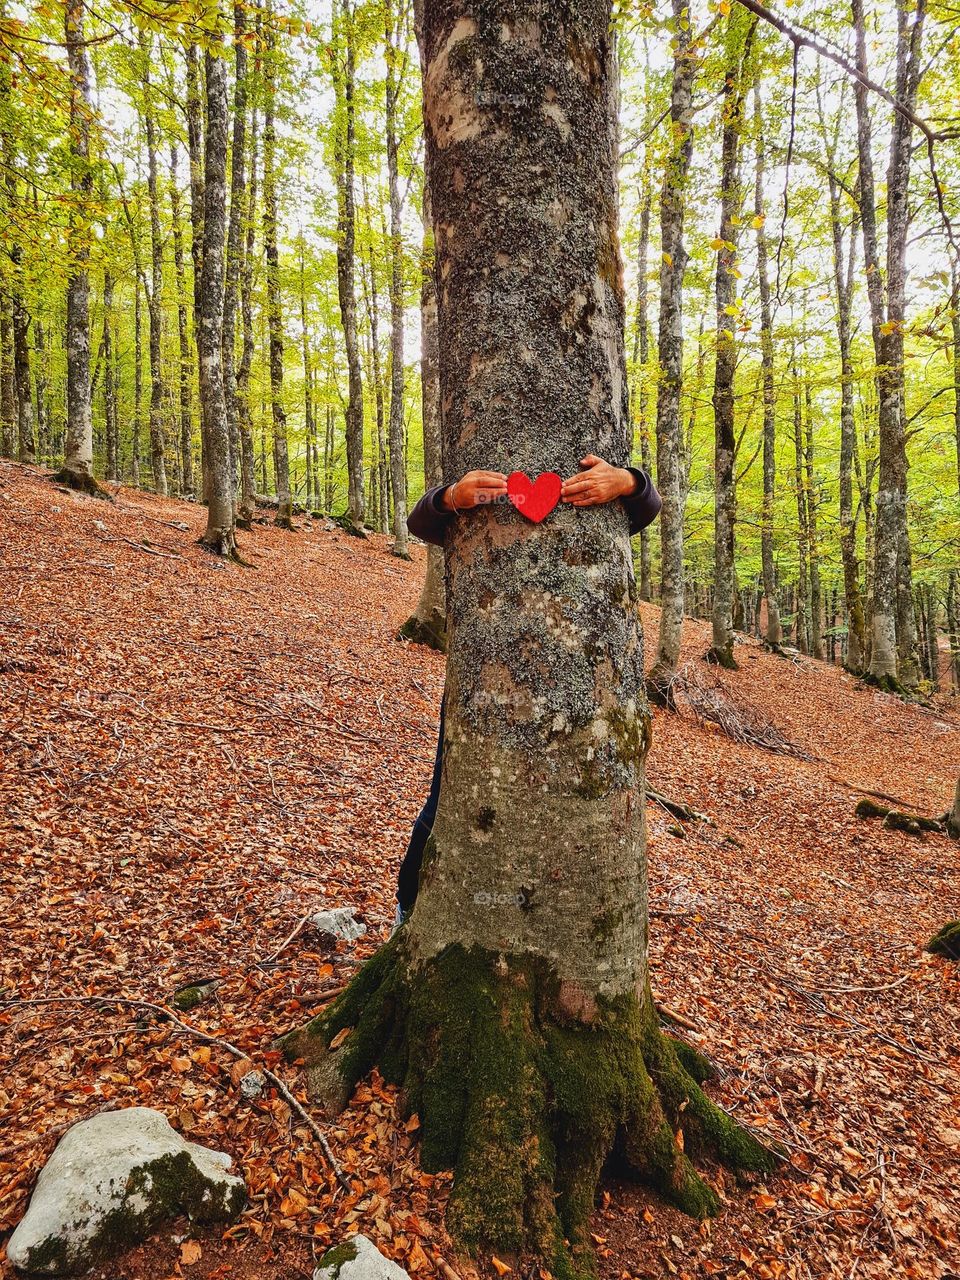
[2,461,958,1280]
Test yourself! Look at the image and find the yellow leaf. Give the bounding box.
[491,1258,512,1276]
[724,304,738,316]
[710,237,725,251]
[329,1026,351,1050]
[752,214,765,229]
[662,251,673,267]
[180,1240,202,1266]
[719,0,731,12]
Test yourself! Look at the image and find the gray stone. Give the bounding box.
[238,1069,266,1100]
[7,1107,246,1275]
[310,907,367,943]
[314,1234,410,1280]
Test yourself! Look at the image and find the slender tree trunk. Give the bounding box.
[399,179,446,651]
[947,570,960,692]
[0,292,14,458]
[803,381,823,659]
[198,42,237,557]
[299,242,316,513]
[631,183,652,601]
[754,85,780,649]
[12,279,34,465]
[793,373,809,654]
[102,270,118,481]
[59,0,100,494]
[286,11,773,1275]
[361,186,389,532]
[237,105,259,527]
[169,145,195,496]
[34,312,48,465]
[133,274,143,486]
[185,42,208,502]
[648,0,697,704]
[953,270,960,498]
[385,0,410,558]
[223,0,247,510]
[709,11,753,669]
[141,34,168,496]
[333,0,365,528]
[0,5,15,461]
[262,19,292,530]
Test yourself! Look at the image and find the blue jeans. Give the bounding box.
[397,702,445,913]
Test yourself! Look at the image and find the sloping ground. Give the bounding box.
[1,460,957,1280]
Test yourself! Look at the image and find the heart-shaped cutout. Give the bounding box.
[507,471,562,523]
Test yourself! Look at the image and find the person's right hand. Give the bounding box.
[442,470,508,512]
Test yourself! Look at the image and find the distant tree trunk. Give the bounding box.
[793,373,809,654]
[285,8,773,1273]
[169,145,195,496]
[262,17,292,530]
[953,269,960,498]
[648,0,696,705]
[803,381,823,659]
[944,776,960,840]
[0,292,14,457]
[142,34,168,496]
[12,278,34,465]
[920,583,938,689]
[34,312,48,465]
[333,0,365,527]
[709,11,754,669]
[399,180,446,651]
[852,0,925,689]
[385,0,409,558]
[947,570,960,692]
[237,105,259,527]
[102,270,118,481]
[754,85,780,649]
[198,42,237,558]
[631,182,652,601]
[223,0,247,509]
[59,0,100,494]
[360,185,389,532]
[133,273,143,487]
[299,242,316,513]
[185,42,207,501]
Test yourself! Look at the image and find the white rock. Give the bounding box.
[7,1107,246,1275]
[311,907,367,943]
[314,1234,410,1280]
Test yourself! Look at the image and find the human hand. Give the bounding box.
[561,455,638,507]
[442,470,508,512]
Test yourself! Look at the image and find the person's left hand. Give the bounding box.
[561,454,638,507]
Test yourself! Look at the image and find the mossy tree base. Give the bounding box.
[50,467,112,499]
[705,646,739,671]
[397,612,447,653]
[927,921,960,961]
[645,666,679,712]
[860,670,909,698]
[282,937,776,1280]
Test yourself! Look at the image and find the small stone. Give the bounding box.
[173,979,219,1012]
[238,1070,266,1100]
[7,1107,245,1275]
[315,1235,410,1280]
[310,907,367,943]
[93,519,107,532]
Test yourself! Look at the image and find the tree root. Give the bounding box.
[705,645,739,671]
[926,921,960,961]
[854,797,945,837]
[50,467,113,500]
[281,939,778,1280]
[397,613,447,653]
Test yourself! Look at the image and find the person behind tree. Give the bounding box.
[394,453,662,927]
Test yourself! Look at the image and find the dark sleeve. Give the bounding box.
[623,467,662,535]
[407,484,454,547]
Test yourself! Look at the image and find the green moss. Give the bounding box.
[855,797,889,820]
[668,1037,716,1084]
[316,1239,360,1275]
[18,1233,71,1274]
[927,921,960,960]
[173,981,218,1012]
[397,614,447,652]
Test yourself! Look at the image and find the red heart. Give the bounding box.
[506,471,562,523]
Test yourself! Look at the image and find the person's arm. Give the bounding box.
[407,471,509,546]
[561,454,661,534]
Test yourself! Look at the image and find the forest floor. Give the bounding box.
[1,459,958,1280]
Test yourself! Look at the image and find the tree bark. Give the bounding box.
[647,0,697,705]
[262,14,292,530]
[792,371,809,654]
[333,0,365,527]
[169,145,195,496]
[185,42,208,501]
[803,380,823,659]
[631,182,652,601]
[709,11,753,669]
[59,0,100,494]
[299,242,317,513]
[102,269,118,481]
[285,7,773,1273]
[753,85,780,649]
[237,104,259,527]
[223,1,247,509]
[198,42,237,557]
[0,290,13,458]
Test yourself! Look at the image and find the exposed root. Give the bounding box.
[397,612,447,653]
[198,530,245,563]
[926,921,960,961]
[50,467,112,500]
[282,940,778,1279]
[859,670,909,698]
[705,645,739,671]
[645,665,680,711]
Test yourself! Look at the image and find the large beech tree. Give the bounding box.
[286,4,773,1274]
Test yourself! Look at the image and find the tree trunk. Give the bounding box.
[803,380,823,659]
[285,8,773,1274]
[0,290,14,458]
[333,0,365,527]
[185,42,208,502]
[169,145,195,496]
[237,104,259,527]
[947,570,960,693]
[299,243,316,513]
[102,270,118,482]
[647,0,697,705]
[754,85,780,650]
[953,269,960,498]
[59,0,100,495]
[360,183,389,532]
[262,17,292,530]
[631,183,652,601]
[709,11,753,669]
[198,42,237,558]
[141,34,169,497]
[399,179,446,651]
[385,0,410,558]
[223,0,247,510]
[34,311,49,466]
